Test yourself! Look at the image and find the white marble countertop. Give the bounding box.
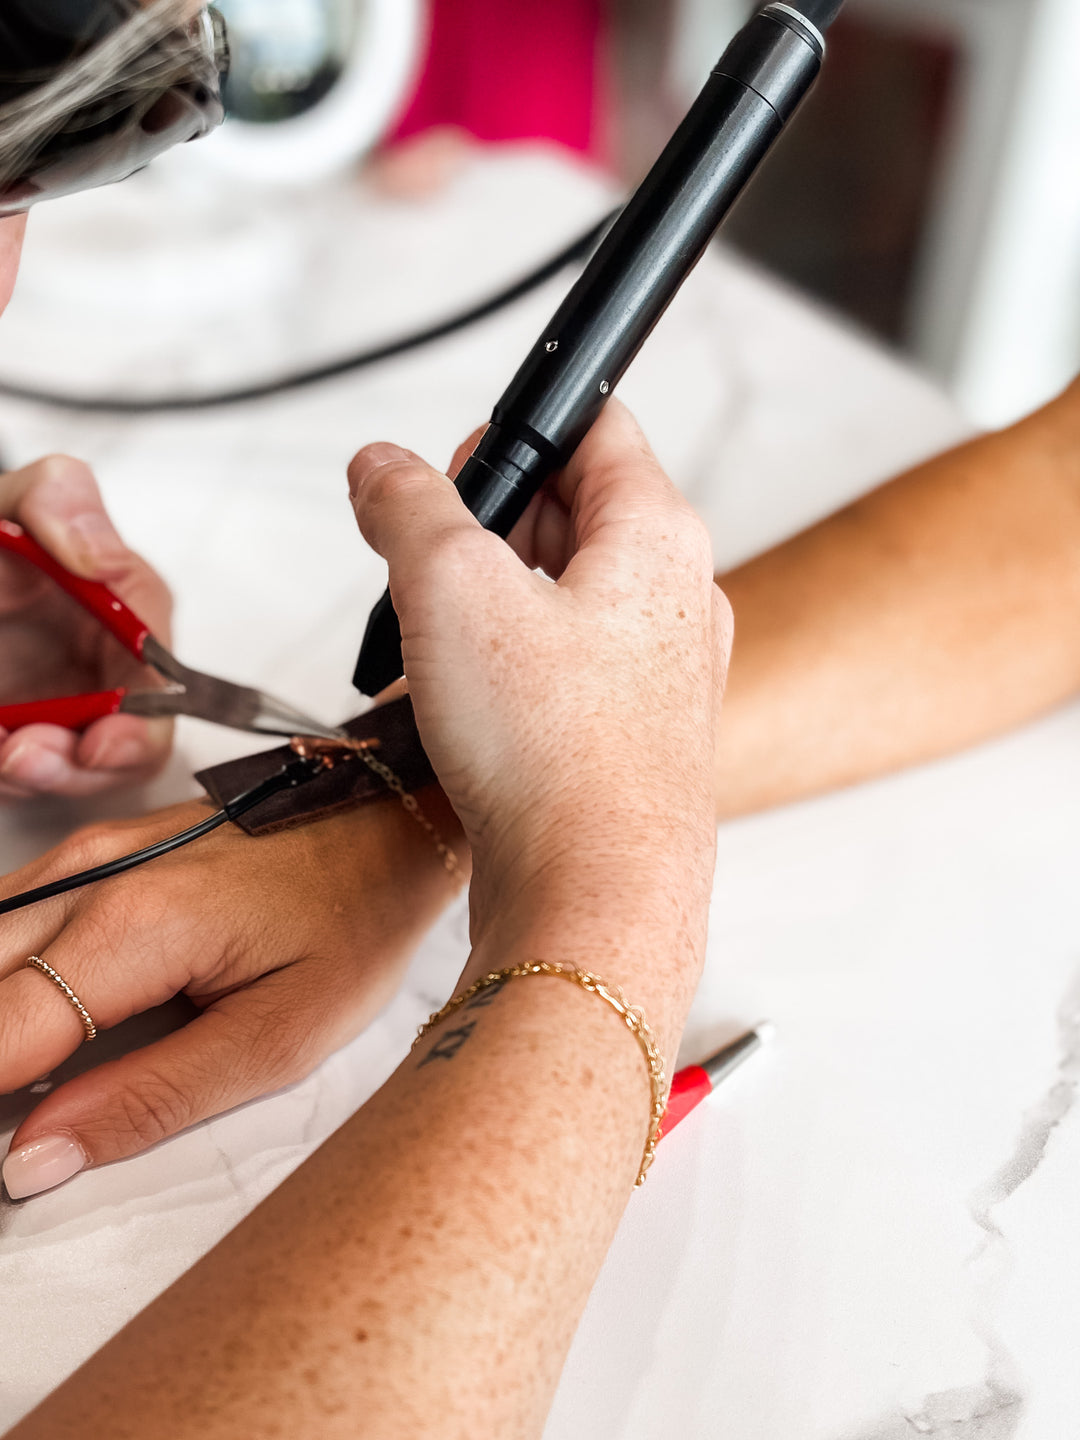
[1,151,1075,1439]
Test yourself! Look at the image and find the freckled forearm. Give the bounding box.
[12,926,682,1440]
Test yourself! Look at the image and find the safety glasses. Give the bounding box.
[0,1,229,216]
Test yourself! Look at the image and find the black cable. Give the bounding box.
[0,809,230,917]
[0,211,619,415]
[0,756,322,917]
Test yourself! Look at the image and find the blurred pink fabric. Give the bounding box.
[391,0,606,160]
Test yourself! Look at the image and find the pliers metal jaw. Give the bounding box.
[0,520,342,742]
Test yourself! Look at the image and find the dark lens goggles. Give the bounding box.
[0,1,229,216]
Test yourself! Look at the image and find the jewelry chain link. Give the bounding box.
[414,961,668,1186]
[292,734,463,884]
[355,748,463,882]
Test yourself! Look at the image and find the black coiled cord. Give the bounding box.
[0,211,618,414]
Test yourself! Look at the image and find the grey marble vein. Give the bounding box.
[841,961,1080,1440]
[903,1383,1022,1438]
[844,1384,1022,1438]
[969,964,1080,1234]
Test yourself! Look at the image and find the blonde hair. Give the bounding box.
[0,0,212,190]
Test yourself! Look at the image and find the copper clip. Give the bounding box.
[289,735,381,771]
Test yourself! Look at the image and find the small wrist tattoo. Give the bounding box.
[414,979,510,1068]
[417,1021,478,1067]
[412,963,668,1186]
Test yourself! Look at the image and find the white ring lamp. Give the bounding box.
[189,0,427,185]
[7,1,431,348]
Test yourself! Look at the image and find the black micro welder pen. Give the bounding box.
[354,0,846,696]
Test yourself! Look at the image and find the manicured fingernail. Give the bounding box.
[83,734,145,770]
[66,512,128,570]
[3,1133,88,1200]
[0,744,65,787]
[364,443,413,467]
[349,444,414,497]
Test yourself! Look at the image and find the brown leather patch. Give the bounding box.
[196,695,435,835]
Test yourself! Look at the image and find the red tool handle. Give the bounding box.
[0,520,150,659]
[0,691,127,733]
[659,1065,712,1138]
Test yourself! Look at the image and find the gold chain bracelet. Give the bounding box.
[414,962,668,1186]
[354,747,462,883]
[291,735,463,885]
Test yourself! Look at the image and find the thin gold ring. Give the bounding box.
[25,956,97,1042]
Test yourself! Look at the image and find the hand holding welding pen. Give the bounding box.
[348,400,727,964]
[2,402,726,1199]
[354,0,845,695]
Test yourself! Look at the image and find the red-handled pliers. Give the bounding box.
[0,519,344,741]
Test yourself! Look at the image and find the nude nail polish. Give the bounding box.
[3,1133,88,1199]
[0,744,65,787]
[67,512,127,570]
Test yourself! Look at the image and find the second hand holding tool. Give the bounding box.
[0,520,343,742]
[355,0,846,695]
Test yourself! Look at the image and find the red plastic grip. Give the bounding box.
[0,519,150,659]
[0,690,127,733]
[659,1065,713,1138]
